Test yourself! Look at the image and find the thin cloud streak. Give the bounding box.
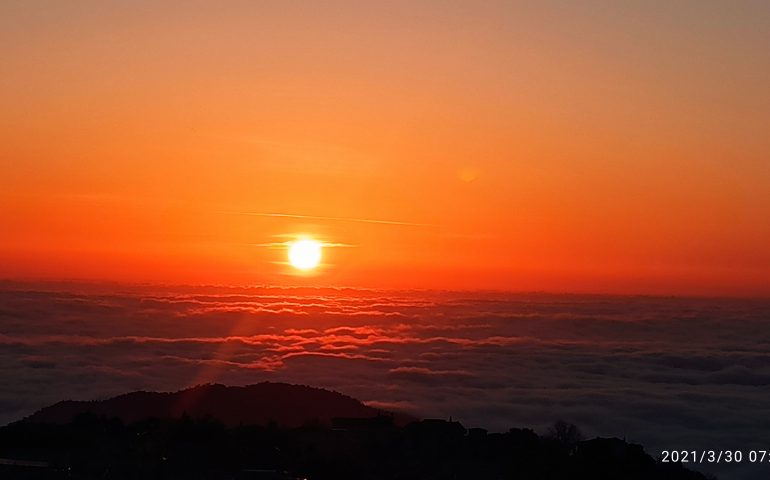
[250,241,357,248]
[221,211,436,227]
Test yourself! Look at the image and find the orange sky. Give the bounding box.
[2,1,769,296]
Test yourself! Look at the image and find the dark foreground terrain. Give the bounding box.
[0,384,710,480]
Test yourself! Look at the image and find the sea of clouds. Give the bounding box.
[2,282,770,478]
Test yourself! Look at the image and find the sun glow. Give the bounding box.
[288,239,322,271]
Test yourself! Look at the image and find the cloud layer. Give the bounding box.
[2,284,770,478]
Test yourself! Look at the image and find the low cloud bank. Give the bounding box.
[2,285,769,478]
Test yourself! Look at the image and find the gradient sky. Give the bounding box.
[2,1,769,295]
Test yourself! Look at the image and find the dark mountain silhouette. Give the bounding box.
[23,382,410,428]
[1,384,712,479]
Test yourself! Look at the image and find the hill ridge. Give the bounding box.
[23,382,408,427]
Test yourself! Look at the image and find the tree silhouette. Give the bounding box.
[548,419,584,448]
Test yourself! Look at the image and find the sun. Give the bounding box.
[288,239,322,270]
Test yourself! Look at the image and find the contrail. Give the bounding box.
[222,211,436,227]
